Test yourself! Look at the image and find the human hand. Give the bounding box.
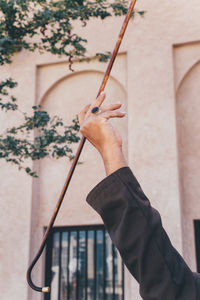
[78,92,125,155]
[78,92,127,175]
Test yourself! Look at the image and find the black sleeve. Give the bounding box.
[86,167,199,300]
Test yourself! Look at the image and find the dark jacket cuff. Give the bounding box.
[86,166,139,213]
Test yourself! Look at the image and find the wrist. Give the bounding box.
[101,146,127,176]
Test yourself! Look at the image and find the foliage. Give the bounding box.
[0,0,145,176]
[0,0,144,65]
[0,78,18,110]
[0,76,81,176]
[0,106,80,177]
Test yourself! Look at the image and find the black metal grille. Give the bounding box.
[45,225,124,300]
[194,220,200,272]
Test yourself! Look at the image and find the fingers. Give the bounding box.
[102,110,126,120]
[89,92,106,111]
[78,91,124,126]
[101,103,122,113]
[78,104,91,125]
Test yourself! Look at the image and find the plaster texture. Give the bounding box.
[0,1,200,300]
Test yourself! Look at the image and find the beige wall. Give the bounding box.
[0,1,200,299]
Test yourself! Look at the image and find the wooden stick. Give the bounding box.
[27,0,137,293]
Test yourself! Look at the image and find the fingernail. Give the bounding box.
[100,91,105,96]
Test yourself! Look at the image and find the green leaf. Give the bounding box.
[0,0,145,177]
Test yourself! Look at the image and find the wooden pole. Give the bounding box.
[27,0,137,293]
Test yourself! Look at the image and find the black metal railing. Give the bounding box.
[194,220,200,273]
[45,225,124,300]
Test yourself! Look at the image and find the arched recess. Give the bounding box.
[37,69,127,225]
[40,69,126,107]
[176,60,200,96]
[176,61,200,270]
[30,70,127,289]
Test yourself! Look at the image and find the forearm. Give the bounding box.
[87,167,197,300]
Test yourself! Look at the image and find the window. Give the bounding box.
[194,220,200,272]
[45,225,124,300]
